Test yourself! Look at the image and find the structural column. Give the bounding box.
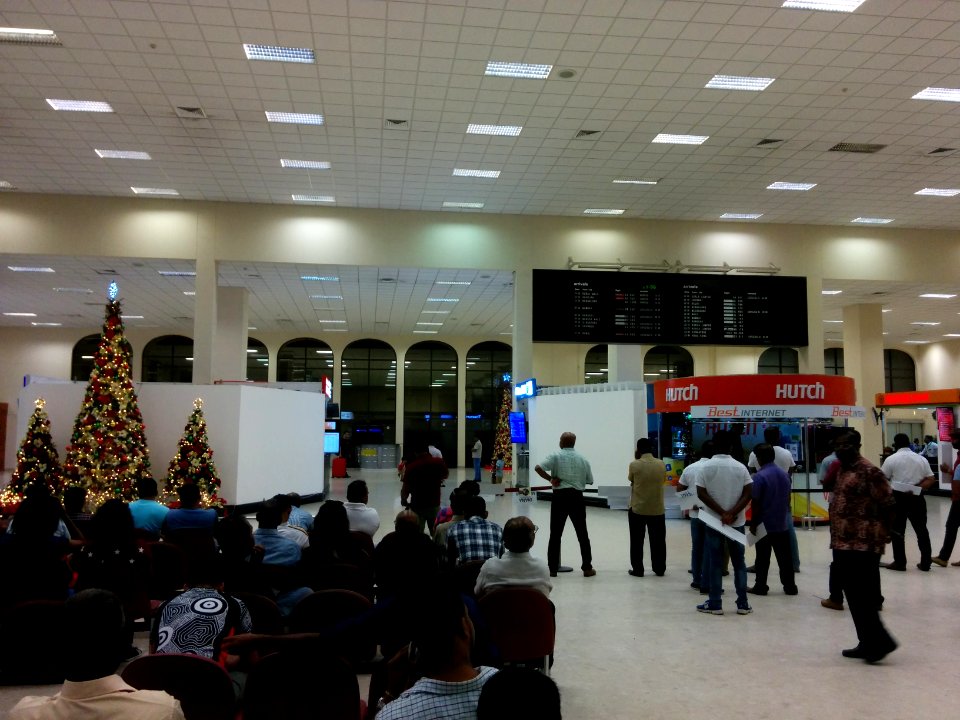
[842,303,885,464]
[609,345,646,382]
[799,275,825,373]
[213,286,249,382]
[511,270,534,475]
[192,253,217,385]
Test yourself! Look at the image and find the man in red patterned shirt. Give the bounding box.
[822,429,897,663]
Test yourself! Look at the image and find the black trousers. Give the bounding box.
[548,488,592,571]
[628,511,666,576]
[937,500,960,560]
[834,549,894,653]
[891,491,931,568]
[753,530,796,591]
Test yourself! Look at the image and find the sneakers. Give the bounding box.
[583,567,597,578]
[883,562,906,571]
[696,602,723,615]
[821,598,844,611]
[736,605,753,615]
[746,586,768,596]
[931,557,948,567]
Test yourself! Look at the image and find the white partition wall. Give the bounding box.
[18,382,325,505]
[527,383,647,488]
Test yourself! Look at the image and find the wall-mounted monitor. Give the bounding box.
[323,431,340,454]
[514,378,537,399]
[509,411,528,444]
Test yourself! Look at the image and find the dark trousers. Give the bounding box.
[753,530,796,592]
[548,488,592,571]
[628,511,666,576]
[891,492,931,567]
[690,517,705,587]
[828,561,843,604]
[834,549,894,652]
[936,500,960,561]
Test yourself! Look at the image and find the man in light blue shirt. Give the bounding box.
[535,432,596,578]
[128,477,169,539]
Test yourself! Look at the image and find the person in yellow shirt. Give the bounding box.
[627,438,668,577]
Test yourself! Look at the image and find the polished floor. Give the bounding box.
[3,466,959,720]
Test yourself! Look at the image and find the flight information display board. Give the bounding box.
[532,269,807,347]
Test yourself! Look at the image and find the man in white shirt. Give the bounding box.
[475,516,552,597]
[747,426,800,573]
[344,480,380,537]
[695,430,753,616]
[677,440,715,591]
[880,433,936,571]
[428,444,443,459]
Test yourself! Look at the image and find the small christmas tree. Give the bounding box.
[492,384,513,470]
[0,397,63,510]
[163,398,225,508]
[62,282,152,504]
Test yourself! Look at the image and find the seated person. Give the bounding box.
[447,496,503,567]
[306,500,372,569]
[344,480,380,537]
[9,589,185,719]
[61,486,93,540]
[215,514,266,595]
[162,483,217,538]
[253,501,312,615]
[128,476,169,540]
[475,516,551,598]
[270,494,309,549]
[374,510,441,599]
[433,488,467,551]
[286,493,314,532]
[477,666,561,720]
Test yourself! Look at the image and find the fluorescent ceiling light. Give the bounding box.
[916,188,960,197]
[158,270,195,277]
[0,27,61,45]
[821,290,843,295]
[266,111,325,125]
[8,266,54,273]
[824,320,843,323]
[485,61,552,79]
[652,133,708,145]
[325,328,348,332]
[584,209,624,215]
[246,349,258,353]
[310,294,342,299]
[613,178,658,185]
[705,75,775,91]
[422,310,450,314]
[852,217,893,224]
[415,330,439,334]
[427,298,459,302]
[912,87,960,102]
[643,372,660,377]
[81,355,94,359]
[435,281,471,285]
[720,213,762,219]
[417,322,444,326]
[120,315,144,319]
[767,182,816,191]
[54,287,92,293]
[281,159,331,169]
[131,187,179,196]
[318,319,347,324]
[443,201,484,208]
[3,312,37,317]
[316,350,333,354]
[911,321,940,326]
[944,334,960,338]
[466,124,522,136]
[292,194,335,203]
[0,180,15,190]
[882,309,892,313]
[183,291,196,296]
[31,322,62,327]
[904,340,930,344]
[301,275,339,281]
[243,44,315,63]
[452,168,500,178]
[920,293,956,299]
[782,0,865,10]
[95,149,151,160]
[46,99,113,112]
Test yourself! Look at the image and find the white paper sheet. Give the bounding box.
[746,523,767,547]
[698,508,748,546]
[676,488,700,511]
[892,481,923,495]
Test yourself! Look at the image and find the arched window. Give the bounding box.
[824,347,844,376]
[758,347,800,374]
[584,344,608,384]
[246,337,268,382]
[884,349,916,392]
[644,345,694,379]
[404,341,458,464]
[71,334,101,381]
[276,337,332,382]
[340,339,397,446]
[142,335,193,383]
[465,341,512,467]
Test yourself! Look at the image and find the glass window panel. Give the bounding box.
[71,334,102,381]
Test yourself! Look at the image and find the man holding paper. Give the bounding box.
[880,433,936,571]
[695,430,753,616]
[747,444,798,597]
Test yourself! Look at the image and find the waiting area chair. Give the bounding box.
[478,587,556,674]
[120,653,236,720]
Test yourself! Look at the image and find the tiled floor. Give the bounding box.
[3,466,959,720]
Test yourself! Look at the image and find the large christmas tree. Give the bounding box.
[0,397,63,510]
[163,398,225,508]
[492,384,513,469]
[61,283,152,504]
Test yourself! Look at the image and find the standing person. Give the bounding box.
[747,426,800,573]
[677,440,715,591]
[534,432,596,578]
[881,433,936,571]
[401,446,449,533]
[932,429,960,567]
[822,430,897,663]
[921,434,939,473]
[428,442,443,460]
[694,430,753,616]
[493,453,505,484]
[627,438,667,578]
[818,441,844,611]
[472,434,483,482]
[746,444,798,596]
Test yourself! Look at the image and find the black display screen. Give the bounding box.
[532,269,807,347]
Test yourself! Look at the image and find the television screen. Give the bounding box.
[509,411,528,444]
[324,420,337,431]
[323,431,340,454]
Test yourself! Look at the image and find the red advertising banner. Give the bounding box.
[875,389,960,408]
[649,374,856,414]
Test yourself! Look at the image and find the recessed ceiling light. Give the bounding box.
[824,320,843,323]
[427,298,459,303]
[920,293,956,299]
[8,266,54,273]
[310,294,343,299]
[292,195,335,203]
[720,213,763,219]
[422,310,450,314]
[417,322,444,326]
[131,187,179,196]
[158,270,196,277]
[54,287,93,293]
[904,340,930,344]
[912,87,960,102]
[822,290,843,295]
[466,124,522,136]
[281,159,331,169]
[46,99,113,112]
[705,75,775,91]
[583,209,624,215]
[612,178,658,185]
[266,111,325,125]
[767,182,817,191]
[911,321,941,326]
[31,322,62,327]
[652,133,709,145]
[915,188,960,197]
[0,27,61,45]
[120,315,144,319]
[414,330,439,334]
[944,334,960,338]
[882,309,892,313]
[301,275,338,281]
[3,312,37,317]
[95,149,151,160]
[318,319,347,323]
[851,217,893,224]
[243,44,315,63]
[183,291,196,296]
[484,61,552,79]
[435,281,471,285]
[452,169,500,178]
[782,0,865,10]
[443,201,484,209]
